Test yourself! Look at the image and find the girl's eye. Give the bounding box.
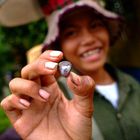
[63,29,77,38]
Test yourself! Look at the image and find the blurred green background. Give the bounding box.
[0,19,47,133]
[0,0,140,134]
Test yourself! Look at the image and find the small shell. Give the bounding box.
[58,61,72,77]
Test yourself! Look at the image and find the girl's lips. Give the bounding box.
[80,48,102,61]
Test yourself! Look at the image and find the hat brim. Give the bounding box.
[0,0,44,27]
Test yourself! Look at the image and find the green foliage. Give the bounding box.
[0,19,47,133]
[0,108,11,133]
[0,19,47,99]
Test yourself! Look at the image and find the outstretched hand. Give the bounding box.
[1,50,95,140]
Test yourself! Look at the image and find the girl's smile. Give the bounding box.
[59,8,110,77]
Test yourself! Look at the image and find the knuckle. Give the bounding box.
[0,99,5,108]
[25,81,39,94]
[86,76,95,88]
[0,97,9,110]
[36,60,45,72]
[40,50,50,58]
[28,81,37,90]
[7,95,13,104]
[78,76,95,94]
[9,78,18,93]
[21,65,28,78]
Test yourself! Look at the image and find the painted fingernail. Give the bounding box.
[19,99,30,107]
[45,62,58,69]
[39,89,50,100]
[59,61,72,77]
[50,51,62,57]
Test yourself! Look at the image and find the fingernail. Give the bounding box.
[39,89,50,100]
[19,99,30,107]
[45,62,58,69]
[50,51,62,57]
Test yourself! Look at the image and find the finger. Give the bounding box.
[40,50,63,61]
[21,50,63,80]
[9,78,50,102]
[1,94,30,111]
[13,100,48,139]
[0,94,30,124]
[67,72,95,117]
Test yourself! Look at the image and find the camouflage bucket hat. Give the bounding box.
[39,0,123,51]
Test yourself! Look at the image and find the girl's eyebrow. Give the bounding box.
[60,22,78,31]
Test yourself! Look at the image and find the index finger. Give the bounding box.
[21,50,63,80]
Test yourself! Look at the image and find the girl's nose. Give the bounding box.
[80,29,96,46]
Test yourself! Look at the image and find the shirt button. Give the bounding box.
[117,113,122,119]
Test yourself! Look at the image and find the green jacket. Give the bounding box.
[58,64,140,140]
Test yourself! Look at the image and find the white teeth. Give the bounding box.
[82,49,100,58]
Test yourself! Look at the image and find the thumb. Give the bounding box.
[67,72,95,117]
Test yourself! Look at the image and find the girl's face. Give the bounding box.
[59,9,110,75]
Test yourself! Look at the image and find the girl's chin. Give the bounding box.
[80,61,105,72]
